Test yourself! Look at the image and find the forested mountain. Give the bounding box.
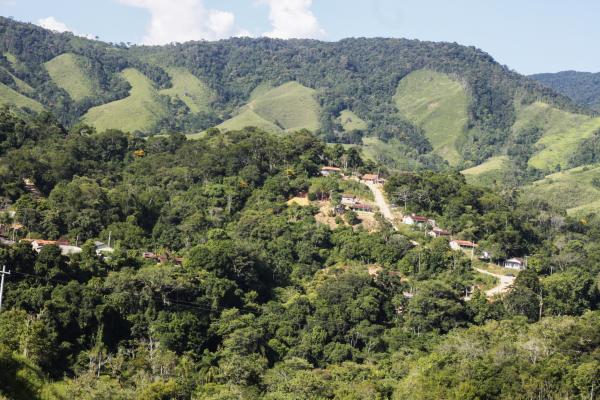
[0,16,596,173]
[2,14,600,399]
[1,106,600,399]
[531,70,600,111]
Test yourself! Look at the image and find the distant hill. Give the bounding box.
[0,16,596,172]
[531,71,600,111]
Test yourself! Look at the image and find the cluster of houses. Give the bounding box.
[20,238,115,257]
[400,213,527,270]
[319,166,386,185]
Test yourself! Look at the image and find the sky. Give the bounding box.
[1,0,599,75]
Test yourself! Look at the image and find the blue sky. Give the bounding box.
[1,0,599,75]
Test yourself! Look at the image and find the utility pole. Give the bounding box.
[0,265,10,312]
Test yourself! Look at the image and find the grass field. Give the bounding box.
[0,82,44,112]
[338,109,367,131]
[525,164,600,215]
[159,67,214,113]
[218,81,320,134]
[217,109,282,134]
[462,156,511,186]
[83,68,168,133]
[359,137,422,170]
[44,53,99,101]
[394,69,470,166]
[514,101,600,170]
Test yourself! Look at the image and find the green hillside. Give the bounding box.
[462,156,511,186]
[394,69,470,166]
[218,81,320,133]
[338,109,367,131]
[513,101,600,170]
[217,109,282,133]
[44,53,99,101]
[159,67,213,113]
[525,165,600,215]
[0,82,44,112]
[83,68,167,132]
[531,71,600,111]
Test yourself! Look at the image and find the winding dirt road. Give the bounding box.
[475,267,515,298]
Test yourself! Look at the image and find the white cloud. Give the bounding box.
[37,16,71,33]
[118,0,246,44]
[37,16,98,40]
[261,0,325,39]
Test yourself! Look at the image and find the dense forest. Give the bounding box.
[532,70,600,111]
[1,107,600,399]
[0,16,590,169]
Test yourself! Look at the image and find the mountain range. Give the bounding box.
[2,16,600,213]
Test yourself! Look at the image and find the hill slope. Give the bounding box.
[44,53,100,101]
[83,68,168,132]
[394,69,470,166]
[0,16,594,172]
[531,71,600,111]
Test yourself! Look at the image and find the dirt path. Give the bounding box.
[475,267,515,298]
[365,182,396,227]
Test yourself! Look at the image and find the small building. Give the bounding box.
[428,227,451,238]
[504,257,526,270]
[351,203,373,212]
[320,166,342,176]
[341,194,358,206]
[95,241,115,256]
[59,245,82,256]
[402,214,428,226]
[361,174,385,184]
[450,240,478,251]
[22,239,78,256]
[0,237,15,246]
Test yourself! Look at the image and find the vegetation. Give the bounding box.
[0,107,598,398]
[44,53,101,101]
[0,16,593,171]
[532,70,600,111]
[394,69,470,166]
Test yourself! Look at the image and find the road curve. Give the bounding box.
[475,267,515,298]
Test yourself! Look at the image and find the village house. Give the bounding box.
[340,194,358,205]
[449,240,478,251]
[320,166,342,176]
[22,239,82,256]
[361,174,385,184]
[402,214,428,226]
[350,203,373,213]
[428,227,451,238]
[504,257,526,270]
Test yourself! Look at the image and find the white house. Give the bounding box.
[402,214,428,226]
[504,257,526,270]
[320,166,342,176]
[428,227,450,238]
[341,194,358,206]
[449,240,478,251]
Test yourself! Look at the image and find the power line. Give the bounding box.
[0,265,11,312]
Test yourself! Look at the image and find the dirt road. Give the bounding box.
[365,181,396,224]
[475,267,515,298]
